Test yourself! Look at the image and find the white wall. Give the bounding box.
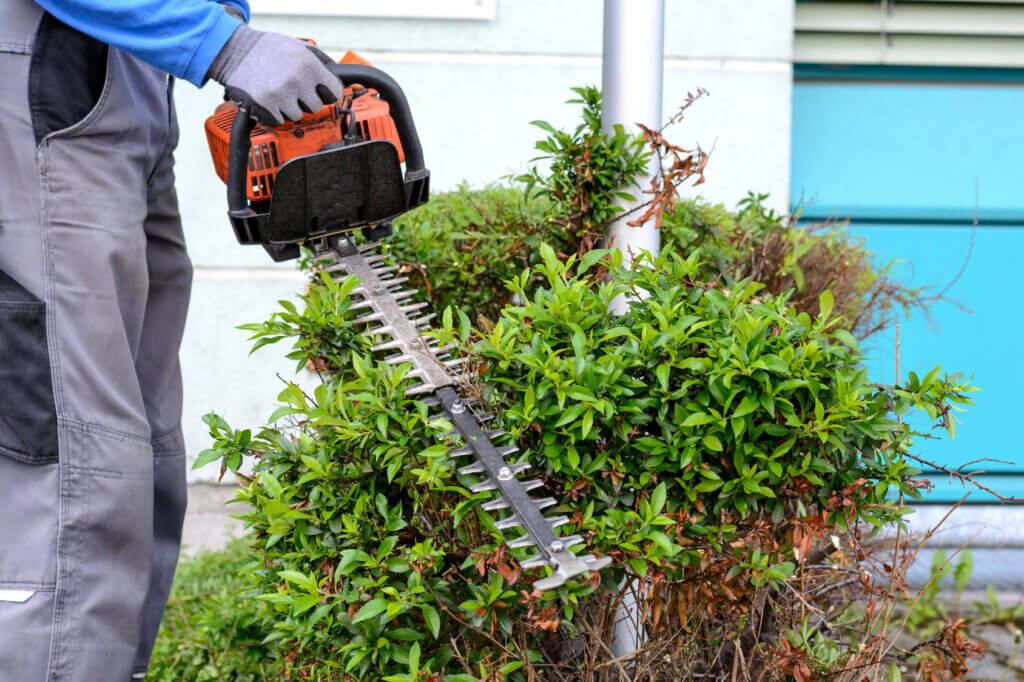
[180,0,795,481]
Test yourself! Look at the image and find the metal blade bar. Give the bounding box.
[436,385,607,589]
[329,240,452,392]
[320,238,610,591]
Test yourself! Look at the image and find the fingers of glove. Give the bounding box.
[316,83,339,106]
[224,85,284,127]
[278,98,305,123]
[305,43,333,65]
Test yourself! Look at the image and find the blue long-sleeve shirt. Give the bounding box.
[34,0,250,86]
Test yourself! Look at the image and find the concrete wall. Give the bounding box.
[180,0,796,481]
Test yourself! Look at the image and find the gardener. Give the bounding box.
[0,1,342,679]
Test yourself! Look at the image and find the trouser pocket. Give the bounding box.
[0,268,57,464]
[29,11,109,145]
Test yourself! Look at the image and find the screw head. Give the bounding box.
[497,466,512,480]
[549,541,565,553]
[451,399,466,414]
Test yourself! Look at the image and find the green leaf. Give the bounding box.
[650,482,667,516]
[191,448,222,470]
[818,289,834,320]
[422,604,440,639]
[702,435,723,452]
[353,598,388,624]
[682,413,714,427]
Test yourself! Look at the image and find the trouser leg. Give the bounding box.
[132,100,192,676]
[0,14,183,679]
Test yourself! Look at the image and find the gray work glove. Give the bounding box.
[207,24,343,127]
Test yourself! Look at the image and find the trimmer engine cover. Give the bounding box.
[205,58,430,261]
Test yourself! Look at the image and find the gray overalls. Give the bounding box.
[0,2,192,679]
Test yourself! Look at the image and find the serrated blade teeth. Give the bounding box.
[508,462,531,475]
[400,302,430,314]
[522,479,544,492]
[419,396,440,408]
[495,515,522,530]
[381,276,409,287]
[585,556,613,571]
[370,264,399,275]
[449,445,474,457]
[385,354,413,365]
[363,254,385,264]
[507,535,535,549]
[349,299,375,311]
[546,515,570,529]
[404,383,436,397]
[486,428,508,440]
[411,314,436,327]
[392,289,416,301]
[470,480,498,494]
[358,241,381,252]
[322,263,347,273]
[371,339,404,352]
[354,311,384,325]
[559,534,585,549]
[457,462,485,476]
[497,445,519,457]
[520,555,549,570]
[372,325,395,337]
[444,358,467,369]
[534,497,557,510]
[481,497,509,511]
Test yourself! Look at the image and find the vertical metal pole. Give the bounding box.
[602,0,665,289]
[602,0,664,658]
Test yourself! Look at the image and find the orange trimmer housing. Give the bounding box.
[205,84,405,203]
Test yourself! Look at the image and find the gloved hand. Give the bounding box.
[206,24,343,127]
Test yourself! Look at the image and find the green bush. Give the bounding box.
[181,89,977,680]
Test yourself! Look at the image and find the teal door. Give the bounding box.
[791,66,1024,501]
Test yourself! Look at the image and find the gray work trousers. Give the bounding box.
[0,3,192,680]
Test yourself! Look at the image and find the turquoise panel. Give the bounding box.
[792,81,1024,223]
[852,226,1022,482]
[791,77,1024,501]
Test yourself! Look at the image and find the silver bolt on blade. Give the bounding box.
[497,466,513,481]
[549,540,565,553]
[450,399,466,414]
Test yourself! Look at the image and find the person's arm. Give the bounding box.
[34,0,340,126]
[34,0,245,86]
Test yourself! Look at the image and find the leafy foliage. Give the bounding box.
[179,88,981,680]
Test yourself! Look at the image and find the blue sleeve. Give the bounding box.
[33,0,253,87]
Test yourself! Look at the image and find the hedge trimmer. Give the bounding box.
[204,54,610,591]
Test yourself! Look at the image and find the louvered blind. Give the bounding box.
[795,1,1024,67]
